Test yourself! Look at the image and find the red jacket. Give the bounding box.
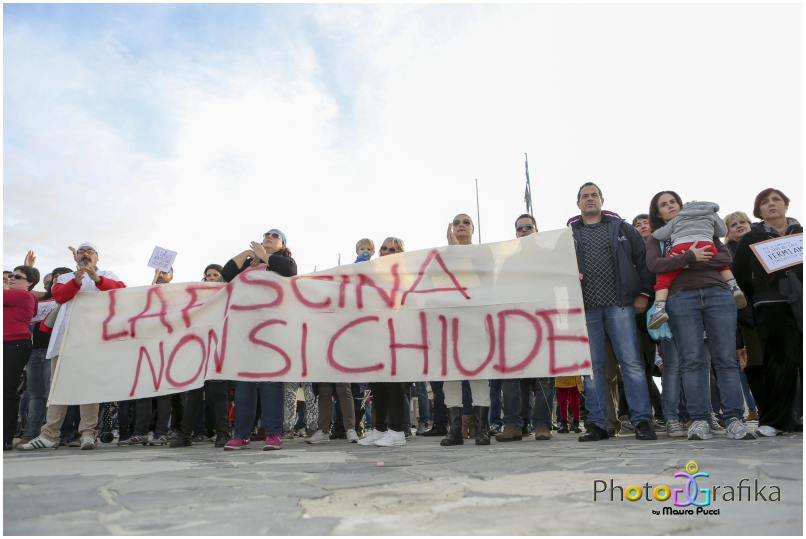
[3,288,37,341]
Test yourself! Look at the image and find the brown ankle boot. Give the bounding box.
[461,415,473,438]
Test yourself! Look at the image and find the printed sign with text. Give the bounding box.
[148,246,178,272]
[750,234,803,274]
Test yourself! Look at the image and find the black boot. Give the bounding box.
[558,420,569,433]
[440,407,464,447]
[572,420,582,433]
[473,406,491,445]
[169,431,192,448]
[213,384,232,448]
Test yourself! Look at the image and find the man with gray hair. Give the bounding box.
[19,243,126,451]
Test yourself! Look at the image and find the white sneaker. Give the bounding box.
[346,429,359,443]
[666,419,686,438]
[306,430,330,444]
[755,425,783,437]
[687,420,713,440]
[374,429,406,447]
[80,436,97,450]
[17,436,58,451]
[358,429,385,446]
[726,418,758,440]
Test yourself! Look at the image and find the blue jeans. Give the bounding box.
[22,348,51,440]
[659,338,694,421]
[233,381,283,438]
[488,379,503,425]
[461,380,472,415]
[666,287,744,423]
[583,305,652,430]
[430,382,447,428]
[415,382,431,423]
[739,371,756,410]
[709,366,722,420]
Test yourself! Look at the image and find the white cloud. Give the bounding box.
[4,4,802,290]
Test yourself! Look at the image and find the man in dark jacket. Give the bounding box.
[569,183,656,442]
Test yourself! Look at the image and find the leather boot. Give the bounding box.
[468,416,476,438]
[473,406,491,445]
[461,414,471,438]
[211,388,231,447]
[558,420,569,433]
[572,420,582,433]
[441,408,464,447]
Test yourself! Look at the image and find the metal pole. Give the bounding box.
[475,178,481,244]
[338,254,341,266]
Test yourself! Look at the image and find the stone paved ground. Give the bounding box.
[4,430,802,535]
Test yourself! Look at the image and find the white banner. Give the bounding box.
[49,228,592,405]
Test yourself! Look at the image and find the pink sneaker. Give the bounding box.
[263,434,282,451]
[224,437,251,450]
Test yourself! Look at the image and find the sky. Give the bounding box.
[3,4,802,290]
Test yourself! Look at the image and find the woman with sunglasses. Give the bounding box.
[442,214,492,446]
[221,229,297,451]
[4,266,39,450]
[356,237,410,447]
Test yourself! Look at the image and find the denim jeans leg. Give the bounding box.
[659,339,681,421]
[416,382,431,423]
[461,381,473,415]
[709,366,722,419]
[533,377,555,429]
[603,305,652,425]
[430,382,447,428]
[258,382,284,435]
[23,349,49,439]
[488,379,503,425]
[666,289,713,422]
[502,379,523,429]
[582,307,609,430]
[234,381,257,439]
[701,287,744,423]
[739,372,756,410]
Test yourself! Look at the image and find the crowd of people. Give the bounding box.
[3,184,801,454]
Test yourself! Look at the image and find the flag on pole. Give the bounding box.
[524,153,533,216]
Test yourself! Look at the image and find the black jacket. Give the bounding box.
[222,254,297,283]
[567,211,654,308]
[733,219,802,307]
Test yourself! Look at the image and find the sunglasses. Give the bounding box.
[10,274,28,281]
[263,232,281,240]
[516,224,536,232]
[380,246,399,253]
[452,219,472,226]
[76,249,96,255]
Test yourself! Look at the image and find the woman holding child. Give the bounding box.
[645,192,757,441]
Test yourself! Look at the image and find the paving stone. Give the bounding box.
[302,472,420,490]
[113,486,254,512]
[4,490,107,520]
[240,482,332,498]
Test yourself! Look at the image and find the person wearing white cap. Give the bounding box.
[19,243,126,451]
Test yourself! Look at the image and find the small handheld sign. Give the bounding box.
[148,246,178,272]
[750,233,803,274]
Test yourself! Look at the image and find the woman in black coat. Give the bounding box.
[733,189,802,436]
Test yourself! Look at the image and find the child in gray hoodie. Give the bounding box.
[648,201,747,330]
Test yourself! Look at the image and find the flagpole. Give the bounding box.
[525,153,533,217]
[475,178,482,244]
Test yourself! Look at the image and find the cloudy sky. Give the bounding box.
[4,4,802,289]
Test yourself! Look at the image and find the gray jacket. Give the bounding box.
[652,201,728,246]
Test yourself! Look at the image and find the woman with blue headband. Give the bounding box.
[221,228,297,451]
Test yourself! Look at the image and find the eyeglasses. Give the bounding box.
[516,224,535,232]
[76,249,96,255]
[10,274,28,281]
[263,232,281,240]
[452,219,472,226]
[380,246,398,253]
